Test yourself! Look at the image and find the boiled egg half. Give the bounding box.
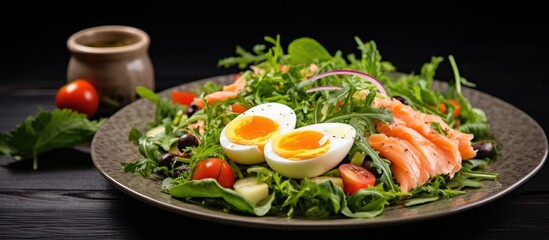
[264,123,356,178]
[220,102,296,165]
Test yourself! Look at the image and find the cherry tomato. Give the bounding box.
[436,102,447,114]
[55,79,99,118]
[448,99,461,118]
[339,163,376,195]
[172,91,196,106]
[431,100,461,118]
[192,158,235,188]
[231,103,247,113]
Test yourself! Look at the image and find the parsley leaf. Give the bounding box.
[0,108,105,170]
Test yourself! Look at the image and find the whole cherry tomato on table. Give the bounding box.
[55,79,99,118]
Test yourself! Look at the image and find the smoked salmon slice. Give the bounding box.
[193,76,247,108]
[375,120,460,177]
[368,96,477,192]
[368,133,431,192]
[372,97,476,161]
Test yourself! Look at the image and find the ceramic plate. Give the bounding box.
[91,74,548,230]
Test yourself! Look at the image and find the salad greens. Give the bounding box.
[122,35,498,219]
[0,108,105,170]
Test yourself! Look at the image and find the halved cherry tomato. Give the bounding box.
[339,163,376,195]
[172,91,196,106]
[231,103,247,113]
[192,158,235,188]
[55,79,99,118]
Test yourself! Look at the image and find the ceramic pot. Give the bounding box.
[67,25,155,116]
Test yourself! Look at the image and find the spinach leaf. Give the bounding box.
[288,37,332,64]
[170,179,274,216]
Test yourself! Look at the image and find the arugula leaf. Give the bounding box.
[128,127,143,144]
[217,44,268,69]
[430,122,448,136]
[0,108,105,170]
[342,185,401,218]
[356,141,397,191]
[248,166,348,218]
[420,56,444,88]
[406,175,467,206]
[353,37,382,79]
[448,55,476,96]
[136,86,184,128]
[121,158,160,176]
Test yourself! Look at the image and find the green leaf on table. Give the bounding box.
[0,108,105,170]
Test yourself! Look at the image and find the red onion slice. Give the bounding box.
[305,85,343,93]
[306,70,387,95]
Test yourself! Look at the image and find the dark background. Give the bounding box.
[1,3,548,238]
[3,2,548,87]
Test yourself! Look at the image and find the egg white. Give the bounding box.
[264,123,356,178]
[220,102,296,165]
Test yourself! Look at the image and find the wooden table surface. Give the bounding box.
[1,6,548,239]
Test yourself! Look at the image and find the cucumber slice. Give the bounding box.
[146,125,165,137]
[233,177,269,204]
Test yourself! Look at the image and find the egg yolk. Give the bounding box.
[272,130,331,160]
[225,115,280,152]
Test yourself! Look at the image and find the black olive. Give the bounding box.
[158,153,177,168]
[177,133,200,153]
[186,103,199,118]
[392,95,408,105]
[362,160,373,170]
[472,141,495,159]
[173,165,190,177]
[362,160,381,178]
